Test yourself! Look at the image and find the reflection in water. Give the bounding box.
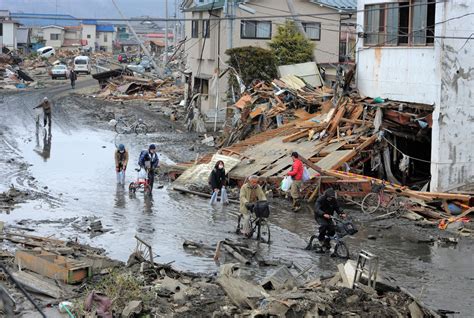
[144,195,154,214]
[114,185,126,208]
[33,125,52,161]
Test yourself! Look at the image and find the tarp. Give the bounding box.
[172,154,241,189]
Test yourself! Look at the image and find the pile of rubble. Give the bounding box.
[0,53,34,90]
[220,75,333,147]
[0,225,446,317]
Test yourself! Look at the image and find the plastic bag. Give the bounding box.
[138,169,147,180]
[209,191,218,205]
[302,167,311,182]
[221,187,229,204]
[280,176,293,192]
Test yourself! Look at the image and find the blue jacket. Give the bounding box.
[138,150,159,169]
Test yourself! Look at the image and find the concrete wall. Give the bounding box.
[355,0,440,104]
[42,27,65,48]
[1,22,17,49]
[356,0,474,191]
[81,24,96,50]
[430,0,474,191]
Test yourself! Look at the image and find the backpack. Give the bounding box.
[138,150,149,166]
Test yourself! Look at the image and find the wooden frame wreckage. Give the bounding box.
[170,65,473,227]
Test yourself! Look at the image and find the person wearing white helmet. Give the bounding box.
[33,97,52,128]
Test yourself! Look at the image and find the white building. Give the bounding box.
[0,11,20,50]
[356,0,474,191]
[41,25,65,48]
[81,22,97,51]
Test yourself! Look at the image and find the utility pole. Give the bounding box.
[110,0,159,71]
[173,0,178,48]
[165,0,169,64]
[285,0,308,39]
[225,0,234,50]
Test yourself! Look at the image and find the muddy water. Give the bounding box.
[1,93,473,315]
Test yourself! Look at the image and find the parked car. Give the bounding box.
[49,64,69,79]
[37,46,55,58]
[74,56,91,75]
[127,64,145,74]
[118,53,129,64]
[139,56,154,72]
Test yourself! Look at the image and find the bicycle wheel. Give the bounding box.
[115,120,128,134]
[257,219,271,244]
[134,122,148,135]
[333,241,349,259]
[361,192,381,214]
[387,197,408,216]
[144,184,151,195]
[128,182,136,194]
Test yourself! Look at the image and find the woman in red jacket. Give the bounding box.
[287,151,304,212]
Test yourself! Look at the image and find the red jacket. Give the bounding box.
[288,159,304,180]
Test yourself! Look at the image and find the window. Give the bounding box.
[302,22,321,41]
[241,21,271,39]
[96,33,100,39]
[104,34,108,42]
[87,34,91,39]
[364,0,435,46]
[0,23,3,36]
[202,20,210,38]
[192,20,199,38]
[194,77,209,96]
[50,34,60,41]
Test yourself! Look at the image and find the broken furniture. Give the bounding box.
[15,250,91,284]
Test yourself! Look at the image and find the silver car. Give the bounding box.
[50,64,70,79]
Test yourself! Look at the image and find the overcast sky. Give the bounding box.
[2,0,179,18]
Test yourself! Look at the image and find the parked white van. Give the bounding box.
[37,46,55,58]
[74,56,91,75]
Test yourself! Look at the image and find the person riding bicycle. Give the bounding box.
[115,144,129,184]
[138,144,159,192]
[239,175,267,236]
[314,188,346,250]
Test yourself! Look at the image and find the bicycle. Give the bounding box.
[305,217,357,259]
[129,168,151,195]
[361,181,409,216]
[236,201,271,244]
[114,116,148,135]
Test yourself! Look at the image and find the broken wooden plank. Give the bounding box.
[412,192,471,203]
[222,243,250,265]
[12,271,63,299]
[282,128,310,143]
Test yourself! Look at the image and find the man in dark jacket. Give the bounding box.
[70,69,77,89]
[138,144,159,192]
[314,188,345,249]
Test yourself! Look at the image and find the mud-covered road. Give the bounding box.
[1,82,473,316]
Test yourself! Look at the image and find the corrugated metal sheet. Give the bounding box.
[96,24,115,32]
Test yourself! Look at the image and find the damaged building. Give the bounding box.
[356,0,474,192]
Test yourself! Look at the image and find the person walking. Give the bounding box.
[69,68,77,89]
[239,175,267,236]
[115,144,129,184]
[33,97,52,128]
[287,151,304,212]
[138,144,159,192]
[314,188,346,250]
[209,160,227,204]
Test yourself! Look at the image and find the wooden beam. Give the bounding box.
[331,134,378,170]
[282,128,310,143]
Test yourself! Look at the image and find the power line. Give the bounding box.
[12,0,448,22]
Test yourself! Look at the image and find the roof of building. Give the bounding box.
[144,33,174,39]
[147,39,165,47]
[11,12,79,27]
[40,25,65,30]
[309,0,357,10]
[82,19,97,25]
[64,26,82,30]
[96,25,115,32]
[183,0,228,12]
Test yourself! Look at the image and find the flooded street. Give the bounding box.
[1,88,473,316]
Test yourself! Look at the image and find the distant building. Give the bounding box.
[41,25,65,48]
[0,11,21,50]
